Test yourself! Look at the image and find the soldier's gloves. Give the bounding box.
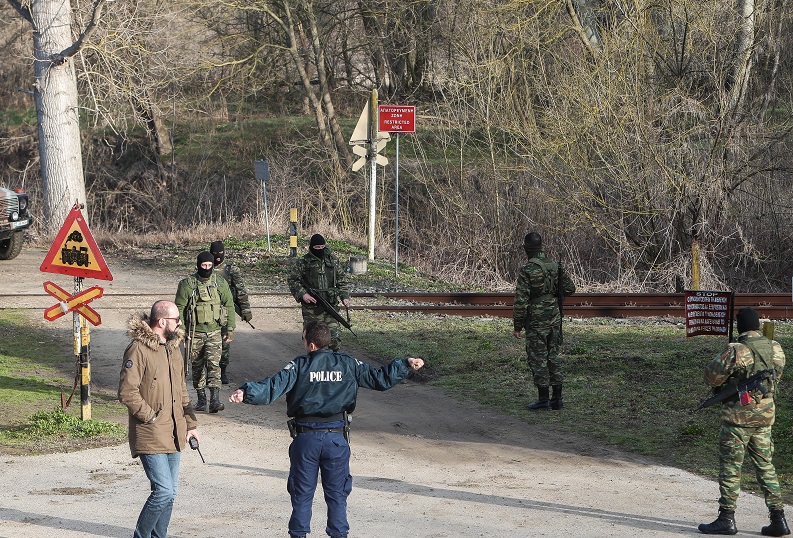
[241,311,253,322]
[225,331,235,342]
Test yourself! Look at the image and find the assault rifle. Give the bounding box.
[693,369,774,412]
[234,302,255,329]
[183,288,196,377]
[299,276,356,336]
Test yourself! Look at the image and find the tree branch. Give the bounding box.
[51,0,109,66]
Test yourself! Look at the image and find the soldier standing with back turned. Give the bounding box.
[698,307,789,536]
[512,232,576,411]
[210,240,252,385]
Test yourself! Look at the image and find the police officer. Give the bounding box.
[229,320,425,538]
[698,307,789,536]
[512,232,576,411]
[175,251,236,413]
[209,240,252,385]
[288,234,350,351]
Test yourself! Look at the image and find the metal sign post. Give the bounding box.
[377,105,415,277]
[395,134,400,277]
[254,160,271,251]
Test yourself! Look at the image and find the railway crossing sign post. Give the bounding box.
[350,90,390,262]
[378,104,415,277]
[40,203,113,420]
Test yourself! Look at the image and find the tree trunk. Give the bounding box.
[31,0,88,232]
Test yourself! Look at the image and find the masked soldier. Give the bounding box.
[175,251,236,413]
[288,234,350,351]
[512,232,576,411]
[698,307,789,536]
[210,240,252,385]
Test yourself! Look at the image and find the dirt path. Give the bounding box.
[0,247,777,537]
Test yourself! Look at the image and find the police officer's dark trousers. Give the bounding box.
[288,421,352,538]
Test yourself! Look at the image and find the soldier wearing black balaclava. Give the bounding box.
[210,240,253,385]
[175,252,236,412]
[512,232,576,411]
[287,234,351,351]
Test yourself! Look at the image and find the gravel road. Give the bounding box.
[0,247,779,537]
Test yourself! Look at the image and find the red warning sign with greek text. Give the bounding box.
[378,105,415,133]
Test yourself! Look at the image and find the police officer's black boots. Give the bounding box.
[528,386,551,411]
[550,385,564,410]
[698,509,738,535]
[762,509,791,536]
[220,366,229,385]
[209,387,225,413]
[194,389,207,412]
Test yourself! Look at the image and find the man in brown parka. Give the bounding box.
[118,300,200,538]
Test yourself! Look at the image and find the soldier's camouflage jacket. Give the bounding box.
[175,272,236,334]
[705,330,785,427]
[513,251,576,331]
[288,250,349,306]
[215,261,252,321]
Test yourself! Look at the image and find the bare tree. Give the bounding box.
[6,0,110,232]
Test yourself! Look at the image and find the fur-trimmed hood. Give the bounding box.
[127,313,184,351]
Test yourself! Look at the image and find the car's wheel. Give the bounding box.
[0,231,24,260]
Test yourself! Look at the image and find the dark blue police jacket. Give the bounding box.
[240,349,411,418]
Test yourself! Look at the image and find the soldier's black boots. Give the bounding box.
[194,389,207,412]
[209,387,225,413]
[698,509,737,535]
[220,366,229,385]
[550,385,563,410]
[762,509,791,536]
[528,386,551,411]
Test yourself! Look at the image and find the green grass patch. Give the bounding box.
[347,313,793,503]
[0,310,126,454]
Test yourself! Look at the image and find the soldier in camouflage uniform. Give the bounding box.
[512,232,576,411]
[288,234,350,351]
[698,307,789,536]
[210,241,252,385]
[175,251,236,413]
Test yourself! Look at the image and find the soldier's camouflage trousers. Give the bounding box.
[525,324,562,387]
[301,304,341,351]
[718,424,784,511]
[220,327,231,368]
[190,330,223,390]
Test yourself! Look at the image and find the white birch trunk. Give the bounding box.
[31,0,87,232]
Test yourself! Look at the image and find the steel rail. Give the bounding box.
[3,291,791,319]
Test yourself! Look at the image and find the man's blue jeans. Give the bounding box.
[287,425,352,538]
[134,452,180,538]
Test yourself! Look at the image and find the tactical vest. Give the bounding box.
[528,257,558,303]
[188,274,227,325]
[733,333,777,394]
[305,256,339,304]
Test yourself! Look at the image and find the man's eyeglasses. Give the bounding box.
[162,317,181,325]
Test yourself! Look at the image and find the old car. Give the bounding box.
[0,187,32,260]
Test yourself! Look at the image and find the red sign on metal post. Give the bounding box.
[378,105,415,133]
[685,290,733,337]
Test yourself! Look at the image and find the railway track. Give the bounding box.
[350,292,793,320]
[4,292,792,319]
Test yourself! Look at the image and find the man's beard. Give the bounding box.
[164,325,185,342]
